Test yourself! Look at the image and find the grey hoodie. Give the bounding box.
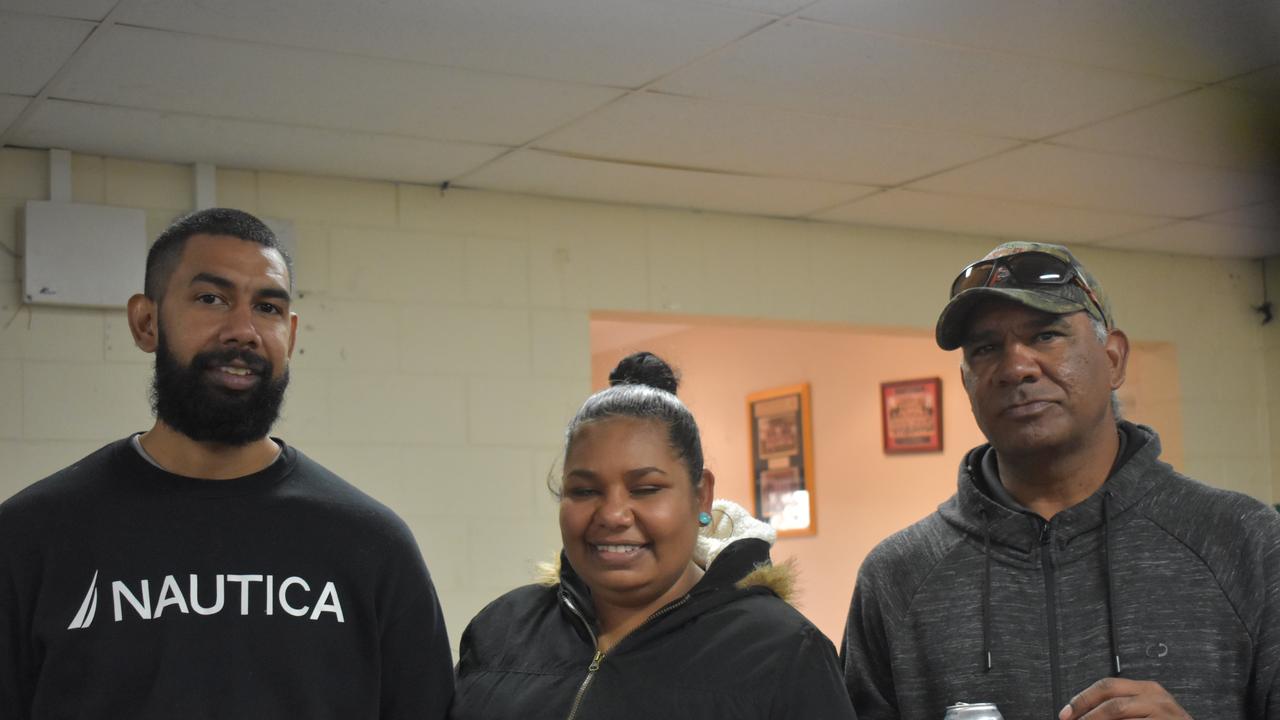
[842,423,1280,719]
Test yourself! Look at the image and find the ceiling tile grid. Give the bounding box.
[654,19,1196,139]
[1098,219,1280,259]
[799,0,1280,83]
[0,94,27,131]
[536,91,1020,186]
[912,143,1276,218]
[1053,87,1280,171]
[465,149,878,217]
[10,99,506,185]
[1,0,1276,257]
[50,25,628,146]
[1201,202,1280,230]
[0,12,93,96]
[117,0,774,88]
[815,189,1169,243]
[0,1,115,22]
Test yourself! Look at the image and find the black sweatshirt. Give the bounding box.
[842,423,1280,719]
[0,438,454,720]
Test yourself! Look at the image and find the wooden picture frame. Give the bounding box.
[747,383,816,537]
[881,377,943,453]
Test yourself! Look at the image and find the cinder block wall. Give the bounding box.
[1,148,1274,647]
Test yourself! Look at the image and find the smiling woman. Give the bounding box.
[450,352,856,720]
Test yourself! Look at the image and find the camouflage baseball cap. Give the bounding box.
[936,241,1114,350]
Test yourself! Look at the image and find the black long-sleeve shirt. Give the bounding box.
[0,437,454,719]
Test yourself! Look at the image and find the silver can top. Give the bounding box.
[943,702,1004,720]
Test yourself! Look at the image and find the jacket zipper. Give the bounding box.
[561,593,692,720]
[1039,521,1063,716]
[564,650,604,720]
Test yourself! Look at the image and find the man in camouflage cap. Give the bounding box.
[841,242,1280,720]
[934,241,1114,351]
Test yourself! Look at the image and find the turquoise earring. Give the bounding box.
[698,511,712,527]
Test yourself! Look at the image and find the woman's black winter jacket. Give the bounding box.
[451,538,857,720]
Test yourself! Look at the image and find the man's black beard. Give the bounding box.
[150,336,289,446]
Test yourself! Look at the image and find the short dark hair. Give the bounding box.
[558,352,705,492]
[145,208,293,300]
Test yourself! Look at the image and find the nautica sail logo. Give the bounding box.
[68,570,100,630]
[67,570,344,630]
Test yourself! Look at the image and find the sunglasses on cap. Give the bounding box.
[950,250,1108,326]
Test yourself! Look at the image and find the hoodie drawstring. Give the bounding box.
[979,496,1123,676]
[1101,491,1122,675]
[980,508,993,672]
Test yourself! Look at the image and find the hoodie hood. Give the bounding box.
[939,421,1164,560]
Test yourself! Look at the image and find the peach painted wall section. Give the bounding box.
[591,316,1182,643]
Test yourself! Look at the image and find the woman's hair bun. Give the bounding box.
[608,351,679,395]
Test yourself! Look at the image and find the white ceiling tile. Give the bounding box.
[815,189,1168,242]
[537,92,1018,185]
[912,144,1274,218]
[0,93,29,131]
[464,150,877,217]
[1054,88,1280,171]
[801,0,1280,83]
[1224,64,1280,98]
[655,20,1193,139]
[1200,202,1280,230]
[0,13,93,95]
[9,100,505,184]
[683,0,811,14]
[1097,220,1280,259]
[51,26,624,146]
[118,0,771,88]
[0,1,115,21]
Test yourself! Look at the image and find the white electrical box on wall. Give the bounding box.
[23,201,148,308]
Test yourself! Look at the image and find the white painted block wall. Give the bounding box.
[1,148,1275,650]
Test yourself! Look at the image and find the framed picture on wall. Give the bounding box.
[881,377,943,453]
[747,383,816,537]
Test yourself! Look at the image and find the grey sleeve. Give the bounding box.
[1249,509,1280,719]
[841,569,899,720]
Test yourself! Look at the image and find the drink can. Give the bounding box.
[943,702,1004,720]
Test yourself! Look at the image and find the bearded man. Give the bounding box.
[0,208,454,719]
